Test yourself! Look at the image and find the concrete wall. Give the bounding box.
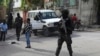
[79,0,95,25]
[69,7,78,15]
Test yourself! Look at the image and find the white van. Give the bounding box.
[28,10,61,36]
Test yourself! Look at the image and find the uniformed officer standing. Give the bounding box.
[15,13,23,41]
[55,9,74,56]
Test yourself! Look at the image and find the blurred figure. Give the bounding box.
[71,13,78,23]
[55,9,73,56]
[15,13,23,41]
[24,18,32,48]
[76,19,81,30]
[71,14,78,29]
[7,13,13,29]
[0,21,2,41]
[0,20,8,41]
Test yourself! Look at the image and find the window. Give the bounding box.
[32,13,36,18]
[28,13,32,18]
[41,12,58,19]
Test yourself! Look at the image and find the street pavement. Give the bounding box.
[0,29,100,56]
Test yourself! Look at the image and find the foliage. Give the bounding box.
[0,0,3,5]
[21,0,26,10]
[30,0,40,6]
[28,0,44,9]
[0,0,10,8]
[21,0,44,10]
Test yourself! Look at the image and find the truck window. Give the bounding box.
[28,13,32,18]
[32,13,36,18]
[42,12,58,19]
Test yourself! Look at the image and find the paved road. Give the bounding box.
[0,29,100,56]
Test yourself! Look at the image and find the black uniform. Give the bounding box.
[56,10,74,56]
[7,13,13,29]
[15,13,23,41]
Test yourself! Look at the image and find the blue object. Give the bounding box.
[25,32,31,47]
[1,23,8,32]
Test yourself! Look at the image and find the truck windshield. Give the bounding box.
[41,12,58,19]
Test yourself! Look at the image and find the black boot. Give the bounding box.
[25,46,31,48]
[17,37,20,41]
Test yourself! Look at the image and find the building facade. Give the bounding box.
[56,0,97,25]
[56,0,78,14]
[13,0,23,20]
[79,0,96,25]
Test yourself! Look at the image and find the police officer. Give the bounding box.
[55,9,73,56]
[15,13,23,41]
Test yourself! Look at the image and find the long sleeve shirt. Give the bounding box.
[24,23,32,33]
[1,23,8,32]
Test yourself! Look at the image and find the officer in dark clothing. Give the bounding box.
[55,9,73,56]
[15,13,23,41]
[7,13,13,29]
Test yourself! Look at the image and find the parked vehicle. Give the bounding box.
[28,10,61,36]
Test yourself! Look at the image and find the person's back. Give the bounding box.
[71,14,77,22]
[7,13,13,29]
[1,21,8,32]
[15,13,23,41]
[15,17,22,27]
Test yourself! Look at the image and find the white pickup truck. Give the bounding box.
[28,10,61,36]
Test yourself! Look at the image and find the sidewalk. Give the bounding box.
[74,27,100,32]
[86,25,100,31]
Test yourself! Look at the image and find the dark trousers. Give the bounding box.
[0,31,6,41]
[56,34,73,56]
[16,27,21,41]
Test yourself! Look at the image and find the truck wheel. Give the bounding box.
[43,26,50,37]
[33,30,38,36]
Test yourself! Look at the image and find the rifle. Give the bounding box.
[61,18,67,34]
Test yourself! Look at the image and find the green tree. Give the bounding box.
[0,0,10,7]
[0,0,3,5]
[28,0,44,9]
[21,0,44,10]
